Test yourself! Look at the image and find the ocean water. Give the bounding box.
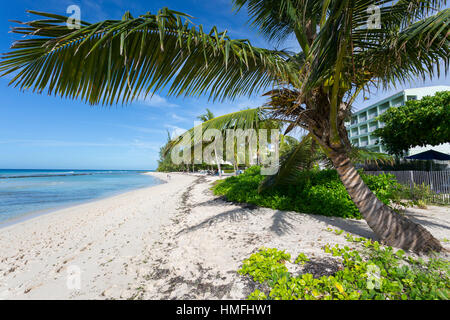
[0,169,162,225]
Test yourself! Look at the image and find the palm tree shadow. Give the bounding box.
[404,211,450,231]
[270,211,302,236]
[176,204,261,235]
[307,214,378,240]
[193,196,229,207]
[178,199,380,241]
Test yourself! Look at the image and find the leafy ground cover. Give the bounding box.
[239,230,449,300]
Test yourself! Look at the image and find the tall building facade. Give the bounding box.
[345,86,450,154]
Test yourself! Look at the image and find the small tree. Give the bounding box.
[157,131,184,172]
[374,91,450,156]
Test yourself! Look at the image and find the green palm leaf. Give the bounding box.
[259,135,393,191]
[0,9,298,105]
[354,8,450,88]
[258,133,320,191]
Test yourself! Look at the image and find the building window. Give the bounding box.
[359,113,367,122]
[360,125,368,134]
[379,102,390,114]
[407,95,417,101]
[368,108,377,119]
[391,96,404,107]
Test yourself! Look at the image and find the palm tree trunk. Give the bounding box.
[329,151,443,253]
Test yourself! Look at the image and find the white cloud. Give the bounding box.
[236,96,268,109]
[129,139,161,151]
[207,96,268,116]
[170,113,190,123]
[138,94,179,108]
[164,124,187,139]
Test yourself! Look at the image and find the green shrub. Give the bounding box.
[213,166,404,219]
[239,248,291,283]
[239,236,450,300]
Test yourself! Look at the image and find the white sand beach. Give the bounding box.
[0,172,449,300]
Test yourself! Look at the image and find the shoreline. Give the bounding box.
[0,171,164,230]
[0,172,448,299]
[0,172,196,299]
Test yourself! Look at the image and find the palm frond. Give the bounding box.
[350,147,394,166]
[321,146,394,168]
[0,9,298,105]
[258,133,321,191]
[233,0,321,49]
[260,134,393,191]
[354,8,450,88]
[302,1,449,93]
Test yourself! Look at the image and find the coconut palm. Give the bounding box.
[197,108,216,122]
[179,107,269,175]
[197,108,223,175]
[1,1,448,252]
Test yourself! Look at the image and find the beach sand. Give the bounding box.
[0,172,449,299]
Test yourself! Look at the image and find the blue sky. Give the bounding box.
[0,0,448,170]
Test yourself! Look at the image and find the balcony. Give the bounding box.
[369,122,378,132]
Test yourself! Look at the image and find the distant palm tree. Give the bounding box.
[197,108,223,175]
[1,1,448,252]
[197,108,215,122]
[192,107,273,176]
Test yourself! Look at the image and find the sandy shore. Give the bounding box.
[0,172,449,299]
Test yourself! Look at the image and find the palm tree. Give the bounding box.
[197,108,215,122]
[181,107,268,176]
[197,108,223,175]
[1,1,448,252]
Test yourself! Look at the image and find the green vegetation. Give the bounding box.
[213,166,405,219]
[239,234,450,300]
[374,91,450,156]
[239,248,291,284]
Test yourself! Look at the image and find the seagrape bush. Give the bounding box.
[239,233,450,300]
[213,166,400,219]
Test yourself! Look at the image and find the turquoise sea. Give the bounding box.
[0,169,162,225]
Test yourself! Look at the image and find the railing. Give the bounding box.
[364,170,450,204]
